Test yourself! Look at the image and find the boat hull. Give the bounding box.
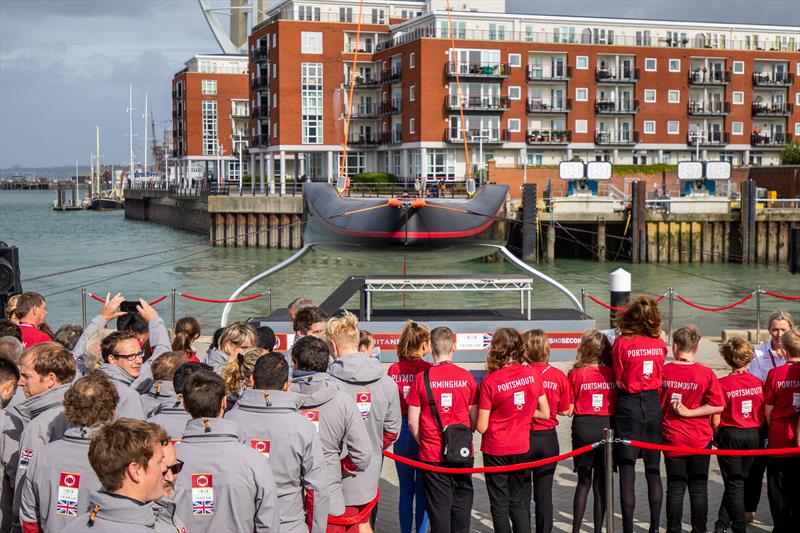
[88,198,124,211]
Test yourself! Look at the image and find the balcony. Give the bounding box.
[688,69,731,85]
[752,72,794,87]
[446,95,509,112]
[688,101,731,116]
[348,133,381,146]
[751,132,793,146]
[344,74,382,89]
[344,42,375,53]
[251,77,269,91]
[445,128,509,144]
[687,131,730,146]
[348,103,381,119]
[445,62,510,79]
[595,67,639,84]
[253,47,269,62]
[595,130,639,145]
[526,98,572,113]
[250,105,268,119]
[251,135,268,147]
[526,65,572,82]
[526,129,572,145]
[172,109,180,119]
[380,99,401,114]
[381,131,403,145]
[751,102,793,116]
[381,69,402,83]
[595,100,640,114]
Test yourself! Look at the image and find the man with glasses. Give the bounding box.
[100,332,146,419]
[19,372,118,532]
[154,441,188,532]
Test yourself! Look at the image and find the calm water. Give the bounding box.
[1,190,797,334]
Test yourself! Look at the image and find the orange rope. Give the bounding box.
[445,0,471,178]
[338,0,365,180]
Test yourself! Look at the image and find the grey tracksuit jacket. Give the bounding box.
[174,417,280,533]
[289,371,372,517]
[99,363,146,420]
[19,425,102,533]
[146,400,191,441]
[225,389,329,533]
[60,490,158,533]
[141,381,178,419]
[327,353,401,506]
[204,348,228,374]
[153,498,188,533]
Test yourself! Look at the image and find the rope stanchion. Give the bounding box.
[625,439,800,457]
[87,293,168,306]
[382,443,599,474]
[327,490,380,526]
[763,290,800,301]
[675,292,754,312]
[178,292,264,304]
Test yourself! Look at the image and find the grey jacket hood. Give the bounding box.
[63,424,99,442]
[146,380,176,400]
[181,417,245,443]
[12,383,71,421]
[328,353,385,384]
[99,362,137,386]
[234,389,304,412]
[291,372,339,408]
[204,348,228,372]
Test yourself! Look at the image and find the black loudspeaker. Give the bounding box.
[0,242,23,311]
[789,228,800,275]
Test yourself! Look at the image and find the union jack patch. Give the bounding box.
[19,448,34,470]
[56,498,78,516]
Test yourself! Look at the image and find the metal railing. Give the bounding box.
[752,72,794,86]
[687,131,730,146]
[526,98,571,113]
[526,129,572,144]
[688,101,731,115]
[526,65,572,81]
[446,95,509,111]
[751,132,793,146]
[595,100,640,113]
[595,67,640,83]
[445,128,508,143]
[688,70,731,84]
[595,130,640,145]
[445,62,510,78]
[751,102,793,116]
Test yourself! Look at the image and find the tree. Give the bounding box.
[780,140,800,165]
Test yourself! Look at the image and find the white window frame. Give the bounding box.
[732,122,744,135]
[575,87,588,101]
[575,119,588,133]
[508,118,521,133]
[272,63,277,78]
[668,90,680,103]
[508,86,521,100]
[644,58,657,72]
[795,122,800,136]
[300,31,323,54]
[201,79,217,95]
[508,53,521,67]
[796,92,800,106]
[644,120,656,134]
[409,84,415,101]
[644,89,656,103]
[667,121,680,135]
[409,117,415,134]
[668,59,681,72]
[409,52,415,69]
[576,56,589,70]
[796,62,800,76]
[732,91,744,105]
[271,33,277,47]
[733,61,745,74]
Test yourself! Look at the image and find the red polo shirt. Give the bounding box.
[764,361,800,449]
[18,323,52,349]
[478,364,542,456]
[406,361,477,463]
[388,358,432,416]
[569,365,617,416]
[530,362,573,430]
[612,334,668,394]
[718,372,764,429]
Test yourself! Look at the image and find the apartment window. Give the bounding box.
[554,26,576,43]
[438,20,466,39]
[488,24,506,41]
[576,56,589,70]
[427,150,456,178]
[732,122,743,135]
[271,33,277,47]
[201,100,218,155]
[668,90,680,103]
[575,119,588,133]
[797,62,800,76]
[409,118,415,134]
[339,7,353,22]
[668,59,681,72]
[273,122,278,137]
[526,151,544,165]
[644,121,656,134]
[733,61,745,74]
[273,92,277,107]
[644,58,657,72]
[508,118,521,133]
[635,30,652,46]
[508,86,521,100]
[409,85,415,101]
[576,88,588,101]
[272,63,277,78]
[508,54,521,68]
[371,8,385,24]
[409,52,415,69]
[201,79,217,95]
[298,5,320,21]
[795,122,800,136]
[344,152,366,175]
[301,32,322,54]
[661,151,672,164]
[732,91,744,105]
[644,89,656,103]
[667,121,680,134]
[524,25,534,42]
[301,63,323,144]
[796,92,800,106]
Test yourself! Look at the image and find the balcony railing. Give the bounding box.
[751,133,793,146]
[595,130,639,145]
[595,67,640,83]
[380,99,401,114]
[751,102,793,116]
[250,105,267,119]
[254,47,269,62]
[687,101,731,115]
[445,62,510,79]
[595,100,640,114]
[344,42,375,53]
[445,128,509,143]
[231,108,249,119]
[446,95,509,112]
[348,103,381,118]
[381,69,402,83]
[251,135,268,147]
[752,72,794,87]
[526,65,572,82]
[381,131,403,145]
[688,69,731,85]
[344,75,382,88]
[251,77,269,90]
[526,129,572,144]
[687,131,730,146]
[526,98,572,113]
[348,133,381,146]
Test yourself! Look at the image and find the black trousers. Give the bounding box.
[743,424,769,513]
[714,427,759,533]
[664,452,711,533]
[422,460,474,533]
[529,429,559,533]
[766,457,800,533]
[484,452,531,533]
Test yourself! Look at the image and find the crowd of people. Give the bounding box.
[0,291,798,533]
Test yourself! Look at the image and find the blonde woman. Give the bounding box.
[221,346,264,405]
[206,322,257,373]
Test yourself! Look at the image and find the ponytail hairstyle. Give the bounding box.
[222,347,263,395]
[521,329,550,364]
[486,328,523,373]
[574,330,613,369]
[396,320,430,360]
[616,294,662,338]
[172,317,201,354]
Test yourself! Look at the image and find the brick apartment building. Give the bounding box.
[172,54,250,184]
[237,0,798,188]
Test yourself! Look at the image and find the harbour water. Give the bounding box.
[1,190,798,334]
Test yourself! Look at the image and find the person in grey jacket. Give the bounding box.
[226,353,329,533]
[289,336,372,520]
[140,351,183,418]
[99,331,147,419]
[154,441,188,533]
[19,372,118,533]
[326,312,401,529]
[206,322,257,374]
[173,369,279,532]
[61,419,171,533]
[147,362,210,440]
[0,355,20,531]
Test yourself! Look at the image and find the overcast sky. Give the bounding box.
[0,0,798,168]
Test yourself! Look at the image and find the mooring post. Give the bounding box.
[630,181,646,263]
[81,288,87,329]
[604,427,615,533]
[521,184,538,262]
[170,288,177,330]
[546,223,555,263]
[610,268,631,328]
[755,286,761,341]
[580,288,586,312]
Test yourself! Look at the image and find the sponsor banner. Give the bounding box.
[273,333,296,352]
[372,333,400,349]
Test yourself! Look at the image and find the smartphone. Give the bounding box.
[120,300,140,314]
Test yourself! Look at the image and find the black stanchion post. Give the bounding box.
[604,427,615,533]
[580,288,586,312]
[756,286,761,340]
[81,288,87,329]
[170,288,177,330]
[610,268,631,328]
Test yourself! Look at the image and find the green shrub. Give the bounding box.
[780,141,800,165]
[352,172,397,184]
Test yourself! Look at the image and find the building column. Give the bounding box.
[299,153,306,179]
[744,149,750,165]
[658,149,664,164]
[420,148,428,180]
[327,151,334,182]
[400,149,409,181]
[267,154,275,194]
[257,153,264,192]
[250,152,256,187]
[613,149,620,163]
[280,151,287,195]
[566,148,573,160]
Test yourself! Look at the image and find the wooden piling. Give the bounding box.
[546,224,555,263]
[597,220,606,263]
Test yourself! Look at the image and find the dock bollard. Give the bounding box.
[609,268,631,328]
[604,427,615,533]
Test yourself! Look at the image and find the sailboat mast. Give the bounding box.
[95,125,101,195]
[144,87,148,178]
[89,153,94,198]
[129,81,134,182]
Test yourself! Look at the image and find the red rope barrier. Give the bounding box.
[626,439,800,457]
[178,292,264,304]
[587,295,627,312]
[675,293,753,312]
[763,290,800,302]
[327,490,380,525]
[87,293,168,306]
[382,443,598,474]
